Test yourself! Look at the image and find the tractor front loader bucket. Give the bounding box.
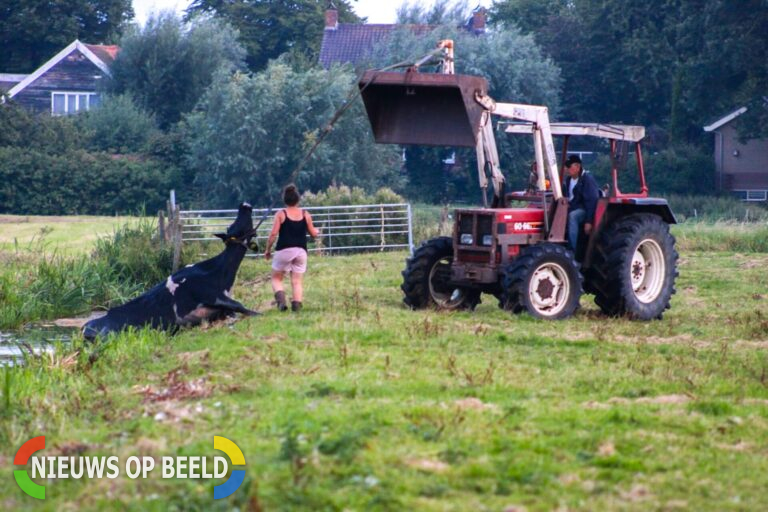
[359,70,489,147]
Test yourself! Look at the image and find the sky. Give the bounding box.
[131,1,489,26]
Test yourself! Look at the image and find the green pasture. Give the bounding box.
[0,215,767,511]
[0,215,142,255]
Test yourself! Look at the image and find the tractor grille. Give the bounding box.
[456,211,495,263]
[478,215,493,241]
[458,212,494,246]
[459,215,473,238]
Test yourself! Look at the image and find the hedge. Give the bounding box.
[0,147,172,215]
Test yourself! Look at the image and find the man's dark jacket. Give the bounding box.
[565,171,600,221]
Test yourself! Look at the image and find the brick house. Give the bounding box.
[704,107,768,202]
[318,3,486,69]
[0,40,118,115]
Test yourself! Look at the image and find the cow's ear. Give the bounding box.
[214,233,227,241]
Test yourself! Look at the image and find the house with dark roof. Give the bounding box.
[1,40,118,115]
[704,107,768,202]
[319,3,486,69]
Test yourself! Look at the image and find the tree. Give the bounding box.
[183,61,403,207]
[184,0,361,71]
[490,0,768,142]
[0,0,133,73]
[107,12,246,129]
[396,0,472,25]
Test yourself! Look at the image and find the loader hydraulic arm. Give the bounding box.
[475,93,563,201]
[475,111,506,206]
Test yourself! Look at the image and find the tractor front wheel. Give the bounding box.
[502,243,582,319]
[401,237,481,310]
[586,214,678,320]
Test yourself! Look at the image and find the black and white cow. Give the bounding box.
[83,203,260,341]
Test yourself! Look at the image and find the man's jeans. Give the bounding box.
[568,208,586,251]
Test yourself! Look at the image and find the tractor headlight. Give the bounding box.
[460,233,473,245]
[481,235,493,246]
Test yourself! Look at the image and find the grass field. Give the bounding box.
[0,215,141,255]
[1,216,768,511]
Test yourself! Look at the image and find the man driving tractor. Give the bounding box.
[563,155,600,252]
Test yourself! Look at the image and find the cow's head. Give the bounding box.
[215,202,258,251]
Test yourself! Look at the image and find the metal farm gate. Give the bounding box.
[169,203,414,263]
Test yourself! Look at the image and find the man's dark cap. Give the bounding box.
[565,155,582,167]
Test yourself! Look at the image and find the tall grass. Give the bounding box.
[91,216,176,285]
[673,223,768,253]
[666,194,768,223]
[0,218,180,330]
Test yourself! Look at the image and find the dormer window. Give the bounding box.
[51,91,100,115]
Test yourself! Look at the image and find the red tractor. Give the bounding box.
[359,44,678,320]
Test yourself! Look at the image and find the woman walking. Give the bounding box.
[264,185,319,311]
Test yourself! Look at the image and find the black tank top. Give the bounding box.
[275,209,308,251]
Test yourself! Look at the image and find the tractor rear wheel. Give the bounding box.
[502,243,582,319]
[585,214,678,320]
[401,237,481,310]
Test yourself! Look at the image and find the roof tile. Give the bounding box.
[84,44,120,66]
[319,24,434,68]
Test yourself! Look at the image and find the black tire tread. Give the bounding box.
[585,214,678,319]
[401,237,481,310]
[501,243,583,319]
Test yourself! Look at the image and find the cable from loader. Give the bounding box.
[251,45,451,234]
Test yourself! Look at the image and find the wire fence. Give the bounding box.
[176,203,414,258]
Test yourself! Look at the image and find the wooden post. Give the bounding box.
[439,206,448,235]
[172,205,182,272]
[158,210,166,243]
[380,205,386,251]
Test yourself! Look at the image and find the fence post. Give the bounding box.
[407,203,414,255]
[158,210,166,242]
[439,206,448,235]
[172,205,182,272]
[380,205,386,251]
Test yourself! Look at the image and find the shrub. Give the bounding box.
[91,218,177,287]
[0,101,84,153]
[0,147,172,215]
[77,94,160,154]
[301,184,405,206]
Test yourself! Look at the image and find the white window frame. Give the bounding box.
[734,189,768,202]
[51,91,99,115]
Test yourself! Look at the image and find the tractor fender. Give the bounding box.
[583,198,676,268]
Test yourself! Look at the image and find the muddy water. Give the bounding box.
[0,326,73,366]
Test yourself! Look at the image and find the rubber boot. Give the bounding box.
[275,291,288,311]
[291,301,302,312]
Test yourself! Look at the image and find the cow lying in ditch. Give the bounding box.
[83,203,260,341]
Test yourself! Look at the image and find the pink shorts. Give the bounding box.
[272,247,308,273]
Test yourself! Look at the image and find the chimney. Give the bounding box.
[325,2,338,31]
[471,7,487,34]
